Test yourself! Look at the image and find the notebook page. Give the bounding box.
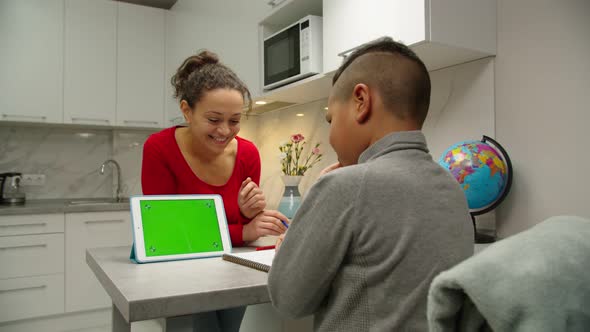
[229,249,276,266]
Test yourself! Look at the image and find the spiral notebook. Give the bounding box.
[222,249,275,272]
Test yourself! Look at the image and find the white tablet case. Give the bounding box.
[129,195,232,263]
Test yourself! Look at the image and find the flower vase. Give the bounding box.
[278,175,303,220]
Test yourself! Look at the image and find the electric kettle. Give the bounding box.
[0,172,26,205]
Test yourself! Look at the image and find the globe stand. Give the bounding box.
[471,214,496,243]
[469,135,513,244]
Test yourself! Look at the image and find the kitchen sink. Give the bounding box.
[66,198,129,206]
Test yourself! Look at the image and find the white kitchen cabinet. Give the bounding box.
[0,0,64,124]
[165,2,267,123]
[0,274,65,323]
[0,213,64,237]
[254,0,495,113]
[116,2,166,128]
[0,213,65,323]
[64,0,117,126]
[65,211,132,312]
[0,234,64,279]
[164,11,188,127]
[323,0,496,72]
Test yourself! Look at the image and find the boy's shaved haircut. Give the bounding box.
[332,37,431,127]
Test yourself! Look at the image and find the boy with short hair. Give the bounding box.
[268,37,473,331]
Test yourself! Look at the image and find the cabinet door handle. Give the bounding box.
[0,222,47,229]
[0,285,47,294]
[338,46,360,58]
[169,116,183,123]
[71,117,110,124]
[338,37,390,58]
[123,120,159,125]
[267,0,287,7]
[0,244,47,251]
[84,219,124,225]
[1,114,47,121]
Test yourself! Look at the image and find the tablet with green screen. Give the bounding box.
[130,195,232,263]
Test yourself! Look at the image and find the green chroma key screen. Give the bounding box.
[140,199,224,257]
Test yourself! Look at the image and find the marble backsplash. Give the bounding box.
[245,99,335,210]
[0,115,260,200]
[0,124,155,199]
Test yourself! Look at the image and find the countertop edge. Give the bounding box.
[0,199,130,216]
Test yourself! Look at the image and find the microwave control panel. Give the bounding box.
[300,20,310,62]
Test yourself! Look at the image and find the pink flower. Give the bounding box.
[291,134,304,143]
[280,133,322,176]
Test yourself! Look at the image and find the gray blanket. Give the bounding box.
[428,215,590,332]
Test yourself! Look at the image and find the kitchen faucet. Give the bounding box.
[100,159,123,202]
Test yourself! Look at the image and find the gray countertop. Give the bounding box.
[86,246,270,323]
[87,245,488,324]
[0,198,130,215]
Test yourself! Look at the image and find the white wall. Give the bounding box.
[424,58,495,163]
[425,58,496,231]
[495,0,590,236]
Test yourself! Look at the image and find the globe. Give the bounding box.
[438,136,512,213]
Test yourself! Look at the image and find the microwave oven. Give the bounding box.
[263,15,323,91]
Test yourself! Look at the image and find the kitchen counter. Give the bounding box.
[0,198,130,216]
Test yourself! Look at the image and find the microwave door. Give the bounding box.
[264,24,300,88]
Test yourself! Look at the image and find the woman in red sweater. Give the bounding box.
[141,50,287,331]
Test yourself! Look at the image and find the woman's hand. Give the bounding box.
[242,210,288,242]
[238,177,266,219]
[320,162,342,177]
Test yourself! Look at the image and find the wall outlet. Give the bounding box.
[21,174,46,186]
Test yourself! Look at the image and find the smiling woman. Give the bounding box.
[140,50,288,332]
[142,50,288,245]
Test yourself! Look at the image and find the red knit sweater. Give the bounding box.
[141,126,261,246]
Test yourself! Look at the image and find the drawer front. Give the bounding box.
[65,211,132,312]
[0,214,64,236]
[0,274,65,323]
[0,233,64,279]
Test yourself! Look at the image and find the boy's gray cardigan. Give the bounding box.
[268,130,474,331]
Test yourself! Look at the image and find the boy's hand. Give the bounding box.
[238,177,266,219]
[320,162,342,177]
[242,210,289,242]
[275,233,286,252]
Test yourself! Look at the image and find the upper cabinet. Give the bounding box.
[164,3,267,124]
[164,11,189,127]
[254,0,496,113]
[0,0,167,128]
[64,0,117,126]
[323,0,496,73]
[116,2,165,128]
[0,0,64,124]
